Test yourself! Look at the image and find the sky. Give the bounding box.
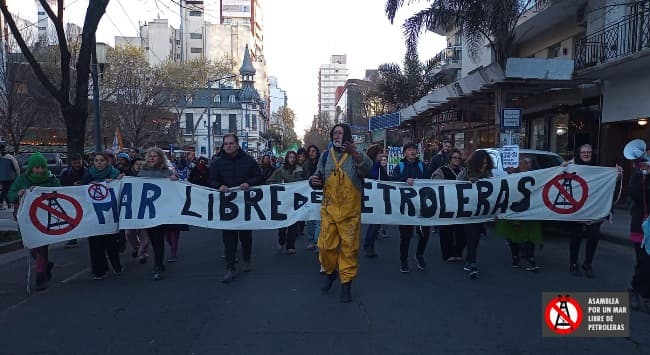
[6,0,446,138]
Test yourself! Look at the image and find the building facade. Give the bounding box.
[318,54,348,122]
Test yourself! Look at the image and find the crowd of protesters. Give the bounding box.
[1,124,648,310]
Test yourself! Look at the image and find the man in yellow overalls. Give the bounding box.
[309,123,372,303]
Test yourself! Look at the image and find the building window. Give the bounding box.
[190,47,202,53]
[547,42,561,58]
[229,95,236,103]
[190,33,202,39]
[185,113,193,134]
[38,11,45,15]
[228,114,237,133]
[38,26,46,31]
[189,10,202,16]
[213,114,221,132]
[186,94,192,104]
[213,95,220,103]
[224,18,232,24]
[252,114,257,131]
[176,40,181,45]
[246,114,250,129]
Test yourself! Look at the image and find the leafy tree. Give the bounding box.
[385,0,535,137]
[270,106,301,152]
[303,112,333,151]
[0,0,110,156]
[101,45,169,147]
[365,50,442,115]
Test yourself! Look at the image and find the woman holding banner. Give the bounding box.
[431,148,467,262]
[8,152,61,290]
[138,148,178,281]
[267,151,306,254]
[83,151,124,280]
[458,150,494,279]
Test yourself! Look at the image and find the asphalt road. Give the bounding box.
[0,225,648,355]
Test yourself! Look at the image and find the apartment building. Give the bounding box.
[318,55,349,122]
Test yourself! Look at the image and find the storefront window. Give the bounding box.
[550,113,569,155]
[531,118,548,150]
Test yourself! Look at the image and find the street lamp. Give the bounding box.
[206,74,237,156]
[92,39,107,152]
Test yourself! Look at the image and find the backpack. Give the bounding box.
[397,161,424,177]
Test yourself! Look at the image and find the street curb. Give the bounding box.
[0,239,23,254]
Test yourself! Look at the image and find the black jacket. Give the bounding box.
[391,158,427,181]
[209,150,264,188]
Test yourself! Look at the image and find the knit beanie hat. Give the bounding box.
[27,152,47,171]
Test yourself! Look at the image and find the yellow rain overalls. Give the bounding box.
[317,149,366,283]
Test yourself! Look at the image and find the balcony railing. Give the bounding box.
[522,0,551,13]
[432,46,462,70]
[575,10,650,71]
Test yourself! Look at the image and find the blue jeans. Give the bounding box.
[364,224,381,250]
[306,220,321,245]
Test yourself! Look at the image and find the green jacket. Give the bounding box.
[8,174,61,203]
[266,165,306,184]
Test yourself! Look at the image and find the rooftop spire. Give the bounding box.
[239,44,256,76]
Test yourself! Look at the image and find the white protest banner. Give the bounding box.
[18,165,618,248]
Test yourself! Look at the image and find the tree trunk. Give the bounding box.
[63,108,88,156]
[494,86,508,147]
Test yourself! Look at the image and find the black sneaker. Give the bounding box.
[525,258,540,272]
[364,247,378,258]
[222,269,235,283]
[467,263,479,279]
[34,272,49,290]
[414,255,426,270]
[463,262,472,272]
[582,264,594,278]
[400,260,409,273]
[569,263,582,277]
[92,273,108,280]
[64,239,78,248]
[511,256,520,268]
[152,266,164,281]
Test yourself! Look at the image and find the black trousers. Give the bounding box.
[632,243,650,298]
[509,241,535,259]
[278,222,300,250]
[398,225,430,262]
[223,230,252,269]
[148,225,167,269]
[0,180,11,204]
[463,223,483,263]
[88,234,121,275]
[439,225,466,260]
[569,223,601,265]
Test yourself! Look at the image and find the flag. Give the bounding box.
[112,128,124,152]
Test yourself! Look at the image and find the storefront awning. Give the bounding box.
[368,112,401,131]
[399,58,579,122]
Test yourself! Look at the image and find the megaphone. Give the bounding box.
[624,139,647,160]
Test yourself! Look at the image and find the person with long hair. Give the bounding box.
[363,145,390,258]
[8,152,60,290]
[458,149,494,279]
[494,156,541,271]
[628,159,650,310]
[137,148,178,280]
[188,156,210,187]
[83,151,124,280]
[125,157,150,263]
[267,151,306,254]
[305,145,321,251]
[432,148,466,262]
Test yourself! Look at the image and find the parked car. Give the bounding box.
[478,148,563,176]
[16,152,67,176]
